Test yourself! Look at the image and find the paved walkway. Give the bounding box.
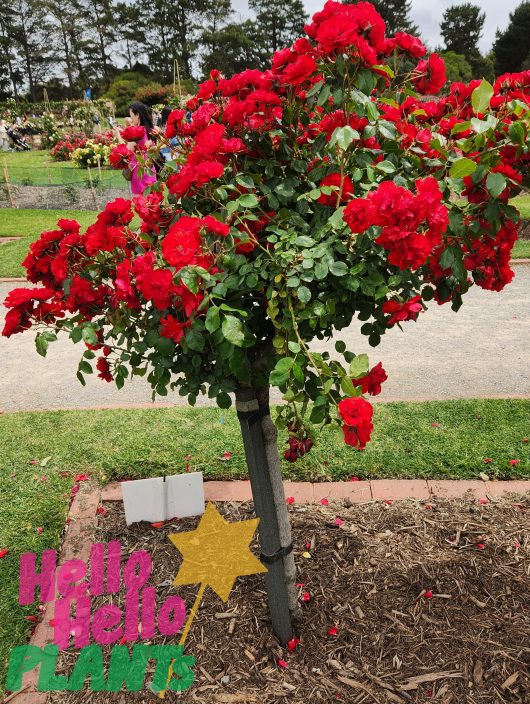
[1,265,529,412]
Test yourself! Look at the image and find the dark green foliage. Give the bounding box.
[493,1,530,74]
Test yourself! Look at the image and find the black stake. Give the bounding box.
[235,387,293,645]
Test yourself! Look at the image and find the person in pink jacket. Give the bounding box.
[113,102,157,195]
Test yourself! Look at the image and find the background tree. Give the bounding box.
[0,10,22,99]
[249,0,308,59]
[440,51,473,85]
[115,3,146,72]
[201,21,263,78]
[9,0,53,101]
[79,0,117,84]
[440,3,492,79]
[493,1,530,74]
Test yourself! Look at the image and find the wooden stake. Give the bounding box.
[96,155,102,181]
[2,159,14,208]
[86,166,98,209]
[175,60,182,103]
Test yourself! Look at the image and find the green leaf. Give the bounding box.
[340,376,357,396]
[236,174,254,189]
[305,79,324,98]
[78,360,93,374]
[449,158,477,178]
[205,306,220,333]
[288,341,301,353]
[485,172,507,199]
[239,194,259,208]
[35,333,48,358]
[76,370,86,386]
[221,315,245,347]
[298,286,311,303]
[375,160,396,174]
[349,353,369,379]
[330,125,359,150]
[471,79,494,115]
[328,206,345,230]
[317,84,331,106]
[81,326,99,345]
[295,235,315,247]
[217,392,232,409]
[329,261,349,276]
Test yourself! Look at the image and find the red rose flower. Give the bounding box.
[160,316,191,344]
[344,197,376,233]
[109,143,133,170]
[318,173,354,206]
[353,362,388,396]
[338,397,374,450]
[382,296,423,326]
[121,125,146,142]
[96,356,113,383]
[280,54,318,86]
[412,54,447,95]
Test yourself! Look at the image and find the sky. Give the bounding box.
[231,0,524,54]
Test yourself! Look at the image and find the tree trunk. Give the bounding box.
[255,385,301,616]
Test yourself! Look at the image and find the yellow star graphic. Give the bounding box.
[168,502,267,603]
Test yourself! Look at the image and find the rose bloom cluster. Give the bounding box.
[4,1,530,456]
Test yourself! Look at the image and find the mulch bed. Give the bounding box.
[49,496,530,703]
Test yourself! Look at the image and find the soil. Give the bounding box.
[48,497,530,704]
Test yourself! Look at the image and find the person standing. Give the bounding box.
[0,120,10,151]
[113,102,157,195]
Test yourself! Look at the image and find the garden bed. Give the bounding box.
[48,497,530,703]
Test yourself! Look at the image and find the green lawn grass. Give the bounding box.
[0,209,97,277]
[2,150,124,188]
[512,194,530,218]
[0,399,528,692]
[513,239,530,258]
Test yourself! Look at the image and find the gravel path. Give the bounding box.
[1,266,528,412]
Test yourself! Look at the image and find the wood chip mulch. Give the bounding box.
[48,495,530,704]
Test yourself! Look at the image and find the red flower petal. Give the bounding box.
[286,496,295,505]
[431,422,441,428]
[25,615,38,623]
[287,636,300,652]
[483,458,493,464]
[479,498,489,505]
[475,543,486,550]
[36,527,43,534]
[320,498,329,506]
[424,590,433,599]
[509,459,520,466]
[70,485,79,498]
[384,499,393,506]
[49,619,56,627]
[74,473,91,482]
[327,626,338,636]
[350,476,360,482]
[334,518,345,527]
[301,591,311,602]
[523,438,529,443]
[277,659,289,669]
[151,521,164,528]
[0,548,8,559]
[223,451,232,460]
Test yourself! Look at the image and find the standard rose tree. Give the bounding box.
[4,0,530,641]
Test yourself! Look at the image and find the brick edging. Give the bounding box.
[101,479,530,504]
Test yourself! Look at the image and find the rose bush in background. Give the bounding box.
[4,0,530,457]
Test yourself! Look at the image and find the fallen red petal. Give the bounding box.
[0,548,8,559]
[286,496,295,505]
[25,615,38,623]
[96,506,108,516]
[70,485,79,497]
[277,659,289,669]
[36,527,43,534]
[74,473,91,482]
[334,518,345,526]
[151,522,164,528]
[509,459,521,466]
[424,590,433,599]
[327,626,338,636]
[320,498,329,506]
[431,422,441,428]
[476,543,486,550]
[301,592,311,602]
[479,498,489,505]
[483,458,493,464]
[350,476,360,482]
[287,636,300,652]
[223,451,231,460]
[384,499,393,506]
